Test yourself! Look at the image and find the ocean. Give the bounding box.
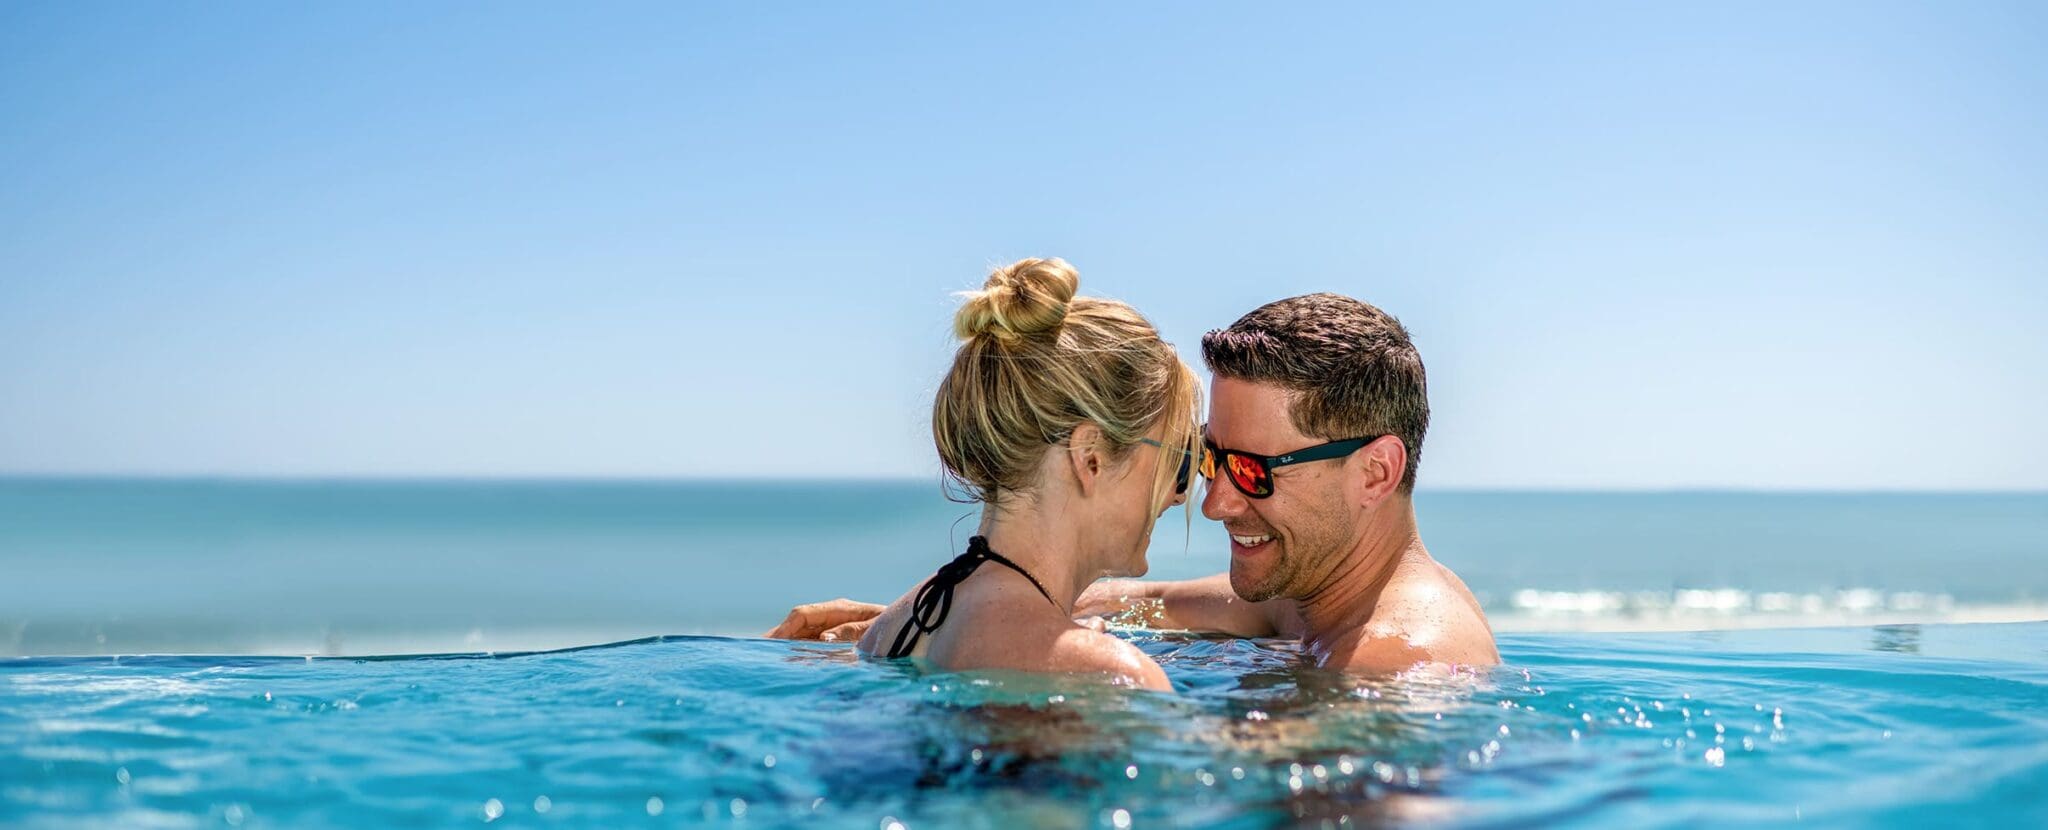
[3,479,2043,656]
[6,479,2047,827]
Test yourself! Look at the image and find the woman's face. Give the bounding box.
[1092,423,1191,579]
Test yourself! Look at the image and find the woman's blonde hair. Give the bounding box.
[933,258,1201,512]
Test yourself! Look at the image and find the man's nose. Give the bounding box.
[1202,477,1245,521]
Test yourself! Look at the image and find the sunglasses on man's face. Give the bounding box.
[1135,437,1197,495]
[1198,434,1382,499]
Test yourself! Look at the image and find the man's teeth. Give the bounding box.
[1231,534,1272,546]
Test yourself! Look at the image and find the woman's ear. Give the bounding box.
[1066,422,1106,496]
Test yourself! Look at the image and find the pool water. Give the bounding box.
[4,622,2045,828]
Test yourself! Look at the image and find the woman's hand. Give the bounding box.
[764,598,885,641]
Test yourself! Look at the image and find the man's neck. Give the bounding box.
[1292,501,1425,648]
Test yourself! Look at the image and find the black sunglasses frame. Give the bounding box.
[1135,437,1196,495]
[1201,435,1382,499]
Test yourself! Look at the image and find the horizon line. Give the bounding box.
[1,473,2042,496]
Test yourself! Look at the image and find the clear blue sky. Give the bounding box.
[2,2,2043,488]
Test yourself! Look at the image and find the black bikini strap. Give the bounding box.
[885,536,1060,659]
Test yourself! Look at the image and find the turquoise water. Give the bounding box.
[5,480,2045,824]
[5,622,2046,827]
[4,480,2046,655]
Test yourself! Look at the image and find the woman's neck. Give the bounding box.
[973,495,1096,616]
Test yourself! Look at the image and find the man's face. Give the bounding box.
[1201,377,1362,603]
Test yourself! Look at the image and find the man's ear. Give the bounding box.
[1066,422,1106,496]
[1355,435,1408,506]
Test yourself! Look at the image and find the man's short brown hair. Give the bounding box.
[1200,293,1429,493]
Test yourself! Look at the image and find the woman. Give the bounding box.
[847,257,1200,691]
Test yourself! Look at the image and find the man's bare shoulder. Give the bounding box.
[1322,558,1500,673]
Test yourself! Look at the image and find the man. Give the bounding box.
[769,293,1498,673]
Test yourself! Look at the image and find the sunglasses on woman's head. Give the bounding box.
[1198,434,1382,499]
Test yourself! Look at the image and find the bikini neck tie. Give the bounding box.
[885,536,1061,659]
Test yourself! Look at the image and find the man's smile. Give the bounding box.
[1228,528,1276,555]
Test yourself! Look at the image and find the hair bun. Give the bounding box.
[954,257,1081,342]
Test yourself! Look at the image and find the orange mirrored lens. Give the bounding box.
[1226,453,1273,496]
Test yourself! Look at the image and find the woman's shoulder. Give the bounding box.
[923,611,1168,691]
[853,589,922,656]
[1040,626,1172,691]
[859,581,1172,691]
